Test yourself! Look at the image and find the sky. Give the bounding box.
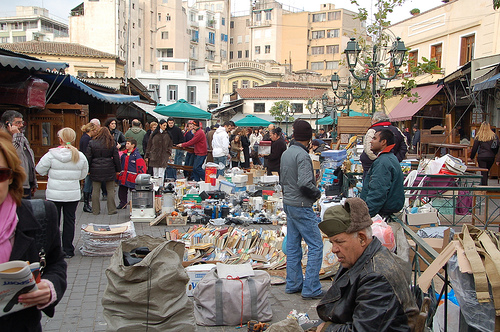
[0,0,441,24]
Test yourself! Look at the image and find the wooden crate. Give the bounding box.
[166,216,187,226]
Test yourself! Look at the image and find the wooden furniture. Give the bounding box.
[29,103,88,190]
[428,143,469,162]
[336,116,371,149]
[471,186,500,229]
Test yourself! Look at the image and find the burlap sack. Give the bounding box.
[102,235,195,331]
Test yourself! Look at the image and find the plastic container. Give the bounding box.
[205,167,217,185]
[258,141,272,156]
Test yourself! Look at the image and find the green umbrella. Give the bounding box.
[235,114,272,127]
[316,116,336,125]
[154,99,212,120]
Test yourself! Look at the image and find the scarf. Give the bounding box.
[0,194,18,263]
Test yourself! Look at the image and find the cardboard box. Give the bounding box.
[185,264,216,296]
[166,216,187,226]
[403,211,439,226]
[407,228,450,271]
[245,171,254,185]
[313,160,321,170]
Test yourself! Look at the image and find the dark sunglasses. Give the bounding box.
[0,167,13,182]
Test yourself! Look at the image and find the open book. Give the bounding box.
[0,260,40,317]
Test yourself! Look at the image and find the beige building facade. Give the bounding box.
[389,0,500,84]
[282,3,362,77]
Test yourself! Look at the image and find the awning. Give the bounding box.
[473,73,500,92]
[39,73,140,104]
[210,99,244,115]
[0,54,68,72]
[231,113,275,123]
[389,84,443,122]
[154,99,212,119]
[132,101,167,120]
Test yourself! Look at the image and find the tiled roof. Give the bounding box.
[0,41,118,59]
[236,87,327,100]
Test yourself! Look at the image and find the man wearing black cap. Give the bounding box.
[280,120,323,300]
[312,198,419,331]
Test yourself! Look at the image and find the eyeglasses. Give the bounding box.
[0,167,13,182]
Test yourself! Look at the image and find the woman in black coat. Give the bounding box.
[470,122,500,185]
[240,128,251,169]
[86,127,121,215]
[0,130,67,331]
[104,117,126,150]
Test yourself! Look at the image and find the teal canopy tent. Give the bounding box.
[154,99,212,120]
[235,114,272,127]
[316,109,370,125]
[316,116,336,125]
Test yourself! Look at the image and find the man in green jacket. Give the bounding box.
[360,129,404,217]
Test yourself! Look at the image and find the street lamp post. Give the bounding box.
[329,74,364,113]
[344,37,407,114]
[279,103,295,138]
[306,99,323,132]
[321,94,339,140]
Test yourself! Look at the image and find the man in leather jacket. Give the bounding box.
[311,198,419,331]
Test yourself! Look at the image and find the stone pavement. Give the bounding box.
[34,190,329,332]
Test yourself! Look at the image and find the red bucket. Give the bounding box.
[205,167,217,185]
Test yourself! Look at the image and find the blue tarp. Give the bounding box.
[0,54,68,72]
[473,73,500,92]
[39,73,140,104]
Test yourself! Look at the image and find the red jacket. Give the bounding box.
[118,148,147,188]
[182,128,207,156]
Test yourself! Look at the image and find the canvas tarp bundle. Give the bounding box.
[102,235,195,331]
[193,269,272,326]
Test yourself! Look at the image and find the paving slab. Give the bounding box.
[34,190,327,331]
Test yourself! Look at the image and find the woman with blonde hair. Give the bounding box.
[470,122,500,185]
[36,128,88,258]
[0,130,67,330]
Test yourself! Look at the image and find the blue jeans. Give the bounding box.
[83,175,92,194]
[192,155,206,181]
[283,204,323,297]
[213,156,226,177]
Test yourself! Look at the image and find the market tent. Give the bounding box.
[234,114,272,127]
[154,99,212,120]
[316,116,336,125]
[316,109,370,125]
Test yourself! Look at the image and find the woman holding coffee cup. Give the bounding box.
[0,130,67,330]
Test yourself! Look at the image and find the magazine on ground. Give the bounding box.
[0,260,40,317]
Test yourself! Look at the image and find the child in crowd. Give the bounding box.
[117,138,147,209]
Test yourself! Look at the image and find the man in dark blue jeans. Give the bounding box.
[177,120,207,182]
[280,120,323,300]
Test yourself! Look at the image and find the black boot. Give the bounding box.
[83,193,92,213]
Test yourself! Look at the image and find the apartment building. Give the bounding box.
[0,6,69,43]
[282,3,362,78]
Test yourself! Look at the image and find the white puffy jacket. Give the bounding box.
[36,147,89,202]
[212,126,229,158]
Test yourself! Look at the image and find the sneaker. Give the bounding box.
[302,290,325,300]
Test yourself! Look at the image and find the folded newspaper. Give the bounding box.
[0,260,40,317]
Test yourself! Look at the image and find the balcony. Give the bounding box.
[250,20,271,28]
[206,20,216,29]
